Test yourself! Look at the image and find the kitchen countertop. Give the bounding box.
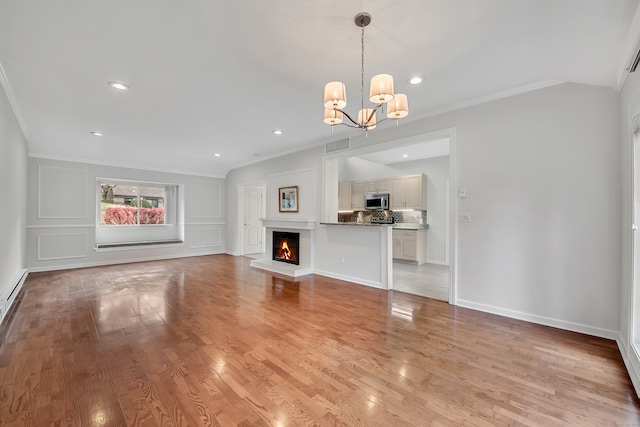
[392,224,429,230]
[319,222,389,227]
[321,222,428,229]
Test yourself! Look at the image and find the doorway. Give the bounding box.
[632,118,640,345]
[331,130,455,303]
[240,185,265,255]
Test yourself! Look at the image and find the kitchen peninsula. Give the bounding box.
[315,222,393,290]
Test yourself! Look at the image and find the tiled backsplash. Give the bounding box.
[338,210,427,227]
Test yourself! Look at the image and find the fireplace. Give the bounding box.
[272,231,300,265]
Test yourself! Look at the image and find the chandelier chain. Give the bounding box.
[360,22,365,120]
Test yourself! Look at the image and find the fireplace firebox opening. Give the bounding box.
[272,231,300,265]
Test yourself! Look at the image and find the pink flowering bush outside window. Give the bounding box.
[102,206,165,225]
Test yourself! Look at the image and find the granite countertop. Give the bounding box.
[392,224,429,230]
[319,222,389,227]
[321,222,429,229]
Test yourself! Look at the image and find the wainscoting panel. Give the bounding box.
[37,233,87,261]
[190,180,223,219]
[38,165,88,219]
[189,227,222,249]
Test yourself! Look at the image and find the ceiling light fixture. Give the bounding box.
[214,153,221,157]
[324,13,408,134]
[108,81,130,91]
[273,129,283,135]
[90,131,103,137]
[409,76,423,85]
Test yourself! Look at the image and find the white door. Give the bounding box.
[633,129,640,342]
[243,186,264,255]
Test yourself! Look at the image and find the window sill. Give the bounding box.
[95,240,184,251]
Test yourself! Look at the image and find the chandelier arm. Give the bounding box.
[336,109,360,127]
[366,103,384,124]
[333,122,361,129]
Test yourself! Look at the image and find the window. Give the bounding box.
[96,178,182,248]
[98,181,175,225]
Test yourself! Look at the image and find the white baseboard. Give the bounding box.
[617,337,640,397]
[27,250,225,273]
[313,269,385,290]
[456,299,619,340]
[0,268,28,324]
[425,259,448,266]
[225,250,243,256]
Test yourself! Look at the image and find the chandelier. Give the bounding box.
[323,12,409,133]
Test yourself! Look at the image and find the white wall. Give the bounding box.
[225,146,324,256]
[27,157,226,271]
[0,81,28,321]
[339,155,450,264]
[397,83,619,337]
[227,82,622,339]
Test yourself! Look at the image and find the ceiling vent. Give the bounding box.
[325,138,350,154]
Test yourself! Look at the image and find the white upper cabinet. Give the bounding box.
[390,174,427,210]
[338,181,352,211]
[351,180,365,210]
[366,178,390,193]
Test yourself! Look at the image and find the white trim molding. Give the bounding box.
[457,299,619,340]
[0,60,29,140]
[260,218,316,230]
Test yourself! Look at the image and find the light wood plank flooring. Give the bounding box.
[393,262,449,301]
[0,254,638,426]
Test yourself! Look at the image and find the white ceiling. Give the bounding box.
[359,138,450,165]
[0,0,638,177]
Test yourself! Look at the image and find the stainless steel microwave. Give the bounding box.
[365,193,390,210]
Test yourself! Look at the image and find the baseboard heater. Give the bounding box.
[1,269,28,324]
[96,240,184,249]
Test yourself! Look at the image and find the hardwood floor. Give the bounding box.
[0,254,638,426]
[393,262,449,301]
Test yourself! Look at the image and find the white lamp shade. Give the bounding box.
[387,93,409,119]
[324,109,344,125]
[369,74,394,104]
[324,81,347,110]
[358,108,377,130]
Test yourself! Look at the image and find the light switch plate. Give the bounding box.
[460,212,471,223]
[458,187,467,199]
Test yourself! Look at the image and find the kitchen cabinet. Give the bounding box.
[351,180,365,210]
[366,178,390,193]
[392,229,427,264]
[390,173,427,210]
[338,181,352,211]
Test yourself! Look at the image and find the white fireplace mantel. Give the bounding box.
[260,218,316,230]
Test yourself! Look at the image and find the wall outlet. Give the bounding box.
[460,213,471,223]
[458,187,467,199]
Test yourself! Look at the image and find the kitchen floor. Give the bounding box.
[245,252,450,301]
[393,262,449,301]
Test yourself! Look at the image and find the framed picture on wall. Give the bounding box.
[278,186,298,212]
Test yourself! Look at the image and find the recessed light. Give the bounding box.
[408,76,423,85]
[90,131,103,137]
[214,153,221,157]
[272,129,283,135]
[402,154,409,158]
[108,81,130,91]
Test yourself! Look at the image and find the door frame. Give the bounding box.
[238,182,266,256]
[323,127,458,305]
